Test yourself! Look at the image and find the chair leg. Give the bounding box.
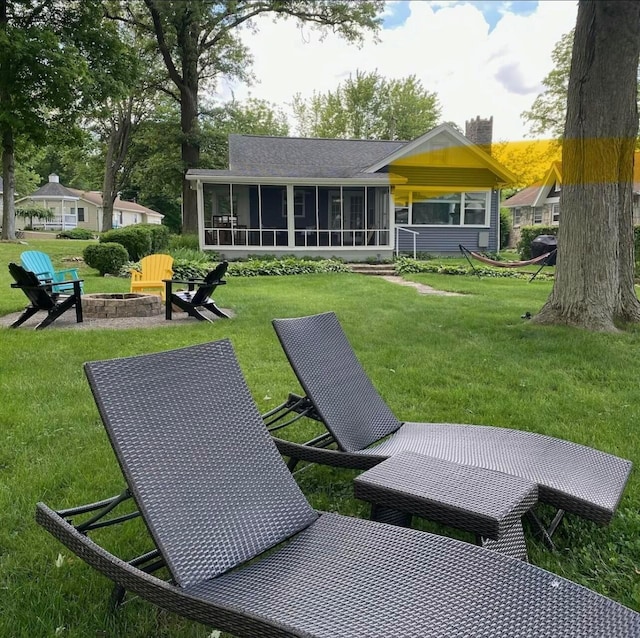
[10,305,39,328]
[203,301,229,318]
[35,295,77,330]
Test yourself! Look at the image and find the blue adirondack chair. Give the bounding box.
[21,250,83,294]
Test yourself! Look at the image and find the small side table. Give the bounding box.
[353,451,538,561]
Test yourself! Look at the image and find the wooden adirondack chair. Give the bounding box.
[8,263,83,329]
[21,250,83,294]
[165,261,229,322]
[130,254,174,300]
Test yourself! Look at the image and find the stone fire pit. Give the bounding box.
[83,293,163,319]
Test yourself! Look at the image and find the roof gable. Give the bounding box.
[366,124,517,184]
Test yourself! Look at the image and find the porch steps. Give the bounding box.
[349,263,396,276]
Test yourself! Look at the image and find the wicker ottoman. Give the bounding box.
[353,450,538,561]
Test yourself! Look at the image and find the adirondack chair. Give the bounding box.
[130,254,174,300]
[8,263,83,329]
[165,261,229,322]
[21,250,83,294]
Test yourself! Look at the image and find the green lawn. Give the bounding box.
[1,240,639,636]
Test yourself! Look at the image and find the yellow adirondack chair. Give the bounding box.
[130,254,174,300]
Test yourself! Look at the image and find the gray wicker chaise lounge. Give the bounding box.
[36,341,640,637]
[266,312,633,535]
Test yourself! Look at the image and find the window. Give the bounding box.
[410,192,488,226]
[281,188,308,218]
[412,193,460,225]
[77,207,85,222]
[533,207,543,224]
[463,192,487,225]
[395,207,409,224]
[513,207,522,227]
[552,203,560,223]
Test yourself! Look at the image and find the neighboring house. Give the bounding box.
[186,117,517,259]
[504,154,640,246]
[16,174,163,232]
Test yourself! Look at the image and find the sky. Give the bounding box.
[223,0,578,142]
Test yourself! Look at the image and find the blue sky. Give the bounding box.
[384,1,540,32]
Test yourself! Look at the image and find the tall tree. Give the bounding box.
[292,70,441,140]
[120,96,289,233]
[533,0,640,331]
[111,0,383,234]
[0,0,130,240]
[521,30,573,140]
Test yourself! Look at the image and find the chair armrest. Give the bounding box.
[130,270,143,281]
[272,436,381,470]
[54,268,80,279]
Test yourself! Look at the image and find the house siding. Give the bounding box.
[389,166,502,188]
[397,191,499,255]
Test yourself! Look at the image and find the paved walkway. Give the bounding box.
[381,275,463,297]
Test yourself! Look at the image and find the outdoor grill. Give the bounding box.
[531,234,557,265]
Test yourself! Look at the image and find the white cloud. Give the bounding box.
[217,0,578,141]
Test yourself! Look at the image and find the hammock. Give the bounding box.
[459,244,556,282]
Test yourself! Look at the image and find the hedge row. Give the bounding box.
[516,226,558,259]
[100,224,170,261]
[394,256,554,280]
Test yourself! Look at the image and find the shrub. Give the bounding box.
[169,233,200,251]
[57,228,95,240]
[517,225,558,259]
[137,223,170,253]
[499,208,512,249]
[394,256,553,280]
[100,226,152,261]
[84,242,129,275]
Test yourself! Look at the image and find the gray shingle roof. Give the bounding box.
[30,181,79,199]
[228,134,406,178]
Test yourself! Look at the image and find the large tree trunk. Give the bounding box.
[179,28,200,235]
[1,128,16,240]
[534,0,640,332]
[101,104,134,232]
[180,83,199,234]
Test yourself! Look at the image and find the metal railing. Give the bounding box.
[395,226,418,259]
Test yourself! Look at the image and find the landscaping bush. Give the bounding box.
[169,233,200,251]
[394,256,553,280]
[100,226,152,261]
[517,225,558,259]
[83,242,129,275]
[500,208,512,249]
[57,228,95,240]
[138,223,170,253]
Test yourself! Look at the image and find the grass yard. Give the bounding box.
[1,240,639,637]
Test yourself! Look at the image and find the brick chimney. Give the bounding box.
[464,116,493,155]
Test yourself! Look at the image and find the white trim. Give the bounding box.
[186,174,401,186]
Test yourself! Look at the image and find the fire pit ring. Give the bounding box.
[82,293,163,319]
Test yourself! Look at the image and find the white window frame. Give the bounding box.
[282,189,306,218]
[409,191,490,227]
[533,207,543,224]
[513,207,522,227]
[552,203,560,223]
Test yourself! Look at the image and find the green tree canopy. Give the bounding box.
[521,30,573,140]
[292,70,441,140]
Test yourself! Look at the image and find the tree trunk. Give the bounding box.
[180,82,199,234]
[102,129,117,232]
[178,18,200,235]
[1,128,16,240]
[534,0,640,331]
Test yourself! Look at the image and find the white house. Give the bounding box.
[17,174,163,232]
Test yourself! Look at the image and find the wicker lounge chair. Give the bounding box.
[36,340,640,637]
[266,312,632,538]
